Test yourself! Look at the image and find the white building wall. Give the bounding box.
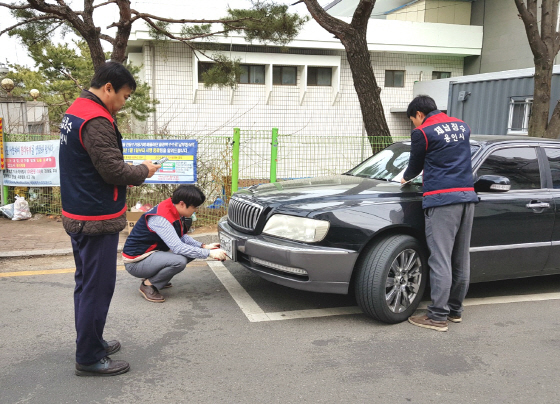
[133,42,463,178]
[139,42,463,138]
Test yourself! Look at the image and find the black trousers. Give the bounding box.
[69,232,119,365]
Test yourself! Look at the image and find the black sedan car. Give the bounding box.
[218,136,560,323]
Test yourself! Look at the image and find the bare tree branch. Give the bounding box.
[111,9,260,28]
[514,0,547,57]
[48,58,83,90]
[141,16,231,45]
[0,1,31,9]
[93,0,117,9]
[99,33,115,45]
[302,0,349,37]
[0,14,61,36]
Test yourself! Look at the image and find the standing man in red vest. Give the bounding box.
[401,95,478,332]
[59,62,159,376]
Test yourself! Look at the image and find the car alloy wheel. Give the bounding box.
[355,234,428,324]
[385,248,423,314]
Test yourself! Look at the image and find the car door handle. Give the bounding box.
[526,202,550,209]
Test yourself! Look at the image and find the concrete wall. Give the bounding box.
[464,0,534,75]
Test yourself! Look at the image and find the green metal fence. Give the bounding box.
[2,130,409,228]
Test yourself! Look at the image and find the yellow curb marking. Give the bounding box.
[0,260,209,278]
[0,266,126,277]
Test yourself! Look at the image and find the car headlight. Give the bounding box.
[262,214,330,243]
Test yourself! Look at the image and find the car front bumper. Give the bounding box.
[218,217,359,294]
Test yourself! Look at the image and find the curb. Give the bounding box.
[0,232,220,259]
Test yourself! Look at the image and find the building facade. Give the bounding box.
[126,6,482,140]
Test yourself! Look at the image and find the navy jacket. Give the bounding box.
[59,97,127,220]
[403,110,478,209]
[123,198,186,259]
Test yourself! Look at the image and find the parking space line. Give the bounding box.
[210,262,560,322]
[207,261,270,322]
[209,261,362,322]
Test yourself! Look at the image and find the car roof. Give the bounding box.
[470,135,560,146]
[399,135,560,147]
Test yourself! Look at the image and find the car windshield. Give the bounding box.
[346,142,481,183]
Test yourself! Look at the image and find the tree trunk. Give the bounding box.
[529,59,554,138]
[86,37,108,71]
[111,0,133,64]
[341,29,392,153]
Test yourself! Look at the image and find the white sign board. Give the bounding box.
[3,140,60,186]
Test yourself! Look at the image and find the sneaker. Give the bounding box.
[447,314,462,323]
[75,356,130,377]
[408,315,448,332]
[139,282,165,303]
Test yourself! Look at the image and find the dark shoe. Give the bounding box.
[75,356,130,377]
[447,314,462,323]
[143,279,172,289]
[408,315,448,332]
[102,339,121,356]
[139,282,165,303]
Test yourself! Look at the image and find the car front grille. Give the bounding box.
[227,198,264,231]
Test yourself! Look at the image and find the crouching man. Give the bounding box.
[122,185,227,302]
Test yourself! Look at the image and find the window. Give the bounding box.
[198,62,266,84]
[544,148,560,189]
[476,147,541,190]
[507,98,532,134]
[307,67,332,86]
[198,62,213,82]
[432,71,451,80]
[28,123,44,134]
[273,66,297,85]
[239,64,265,84]
[384,70,405,87]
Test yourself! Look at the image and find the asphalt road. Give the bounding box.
[1,255,559,404]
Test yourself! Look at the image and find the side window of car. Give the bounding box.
[476,147,541,190]
[544,148,560,189]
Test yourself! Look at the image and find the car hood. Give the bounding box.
[235,175,422,210]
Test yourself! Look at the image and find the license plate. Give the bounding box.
[219,232,237,261]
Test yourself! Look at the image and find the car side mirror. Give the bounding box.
[475,175,511,192]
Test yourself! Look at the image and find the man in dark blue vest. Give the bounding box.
[122,185,226,303]
[59,62,160,376]
[401,95,478,332]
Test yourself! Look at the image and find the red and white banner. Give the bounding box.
[3,140,60,186]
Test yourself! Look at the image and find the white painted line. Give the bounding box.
[417,293,560,309]
[264,307,363,322]
[207,261,270,322]
[209,261,560,322]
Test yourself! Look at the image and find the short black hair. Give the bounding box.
[407,95,438,118]
[172,185,206,207]
[90,62,137,92]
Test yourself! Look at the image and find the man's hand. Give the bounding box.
[203,243,221,250]
[209,249,227,261]
[142,160,161,178]
[400,178,407,184]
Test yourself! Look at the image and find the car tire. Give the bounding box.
[354,234,427,324]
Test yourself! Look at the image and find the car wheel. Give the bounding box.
[354,234,427,324]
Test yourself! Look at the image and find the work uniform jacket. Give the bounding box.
[403,110,478,209]
[122,198,190,259]
[59,90,149,235]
